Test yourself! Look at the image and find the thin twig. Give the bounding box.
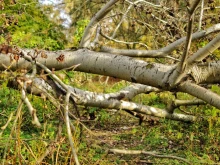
[80,0,119,48]
[18,80,41,127]
[36,121,63,164]
[198,0,204,31]
[2,100,23,165]
[1,112,13,130]
[125,0,169,10]
[170,0,201,86]
[21,140,38,163]
[109,148,191,164]
[64,91,80,165]
[111,1,133,38]
[100,30,149,48]
[90,25,101,49]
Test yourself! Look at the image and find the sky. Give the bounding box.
[39,0,61,5]
[39,0,71,27]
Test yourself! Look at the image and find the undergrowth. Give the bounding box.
[0,72,220,164]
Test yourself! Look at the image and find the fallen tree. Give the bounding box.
[1,0,220,164]
[1,23,220,123]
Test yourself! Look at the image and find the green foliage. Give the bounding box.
[0,85,61,164]
[72,19,89,47]
[197,40,208,47]
[1,75,220,164]
[99,109,110,124]
[0,0,67,50]
[211,85,220,95]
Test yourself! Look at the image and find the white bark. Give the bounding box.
[0,46,219,89]
[70,87,195,122]
[0,49,171,88]
[0,17,220,117]
[100,24,220,57]
[178,81,220,108]
[27,77,196,122]
[198,0,204,31]
[166,33,220,86]
[188,33,220,64]
[1,48,219,86]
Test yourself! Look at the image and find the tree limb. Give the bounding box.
[167,98,206,113]
[80,0,119,48]
[1,45,220,110]
[178,81,220,109]
[188,33,220,64]
[29,78,196,122]
[198,0,204,31]
[100,24,220,57]
[108,148,191,164]
[100,30,149,49]
[64,91,80,165]
[170,0,200,86]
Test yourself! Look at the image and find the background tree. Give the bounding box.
[0,0,220,164]
[0,0,67,50]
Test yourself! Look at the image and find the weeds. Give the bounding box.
[0,73,220,164]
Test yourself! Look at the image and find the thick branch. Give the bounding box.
[11,52,195,122]
[178,81,220,109]
[174,99,205,107]
[48,82,196,122]
[0,48,172,89]
[1,45,220,109]
[13,75,195,122]
[100,24,220,57]
[167,33,220,87]
[167,99,206,113]
[199,61,220,84]
[188,33,220,64]
[1,47,220,87]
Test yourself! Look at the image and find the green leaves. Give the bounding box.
[72,19,89,47]
[0,0,67,50]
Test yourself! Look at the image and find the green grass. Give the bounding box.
[0,72,220,164]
